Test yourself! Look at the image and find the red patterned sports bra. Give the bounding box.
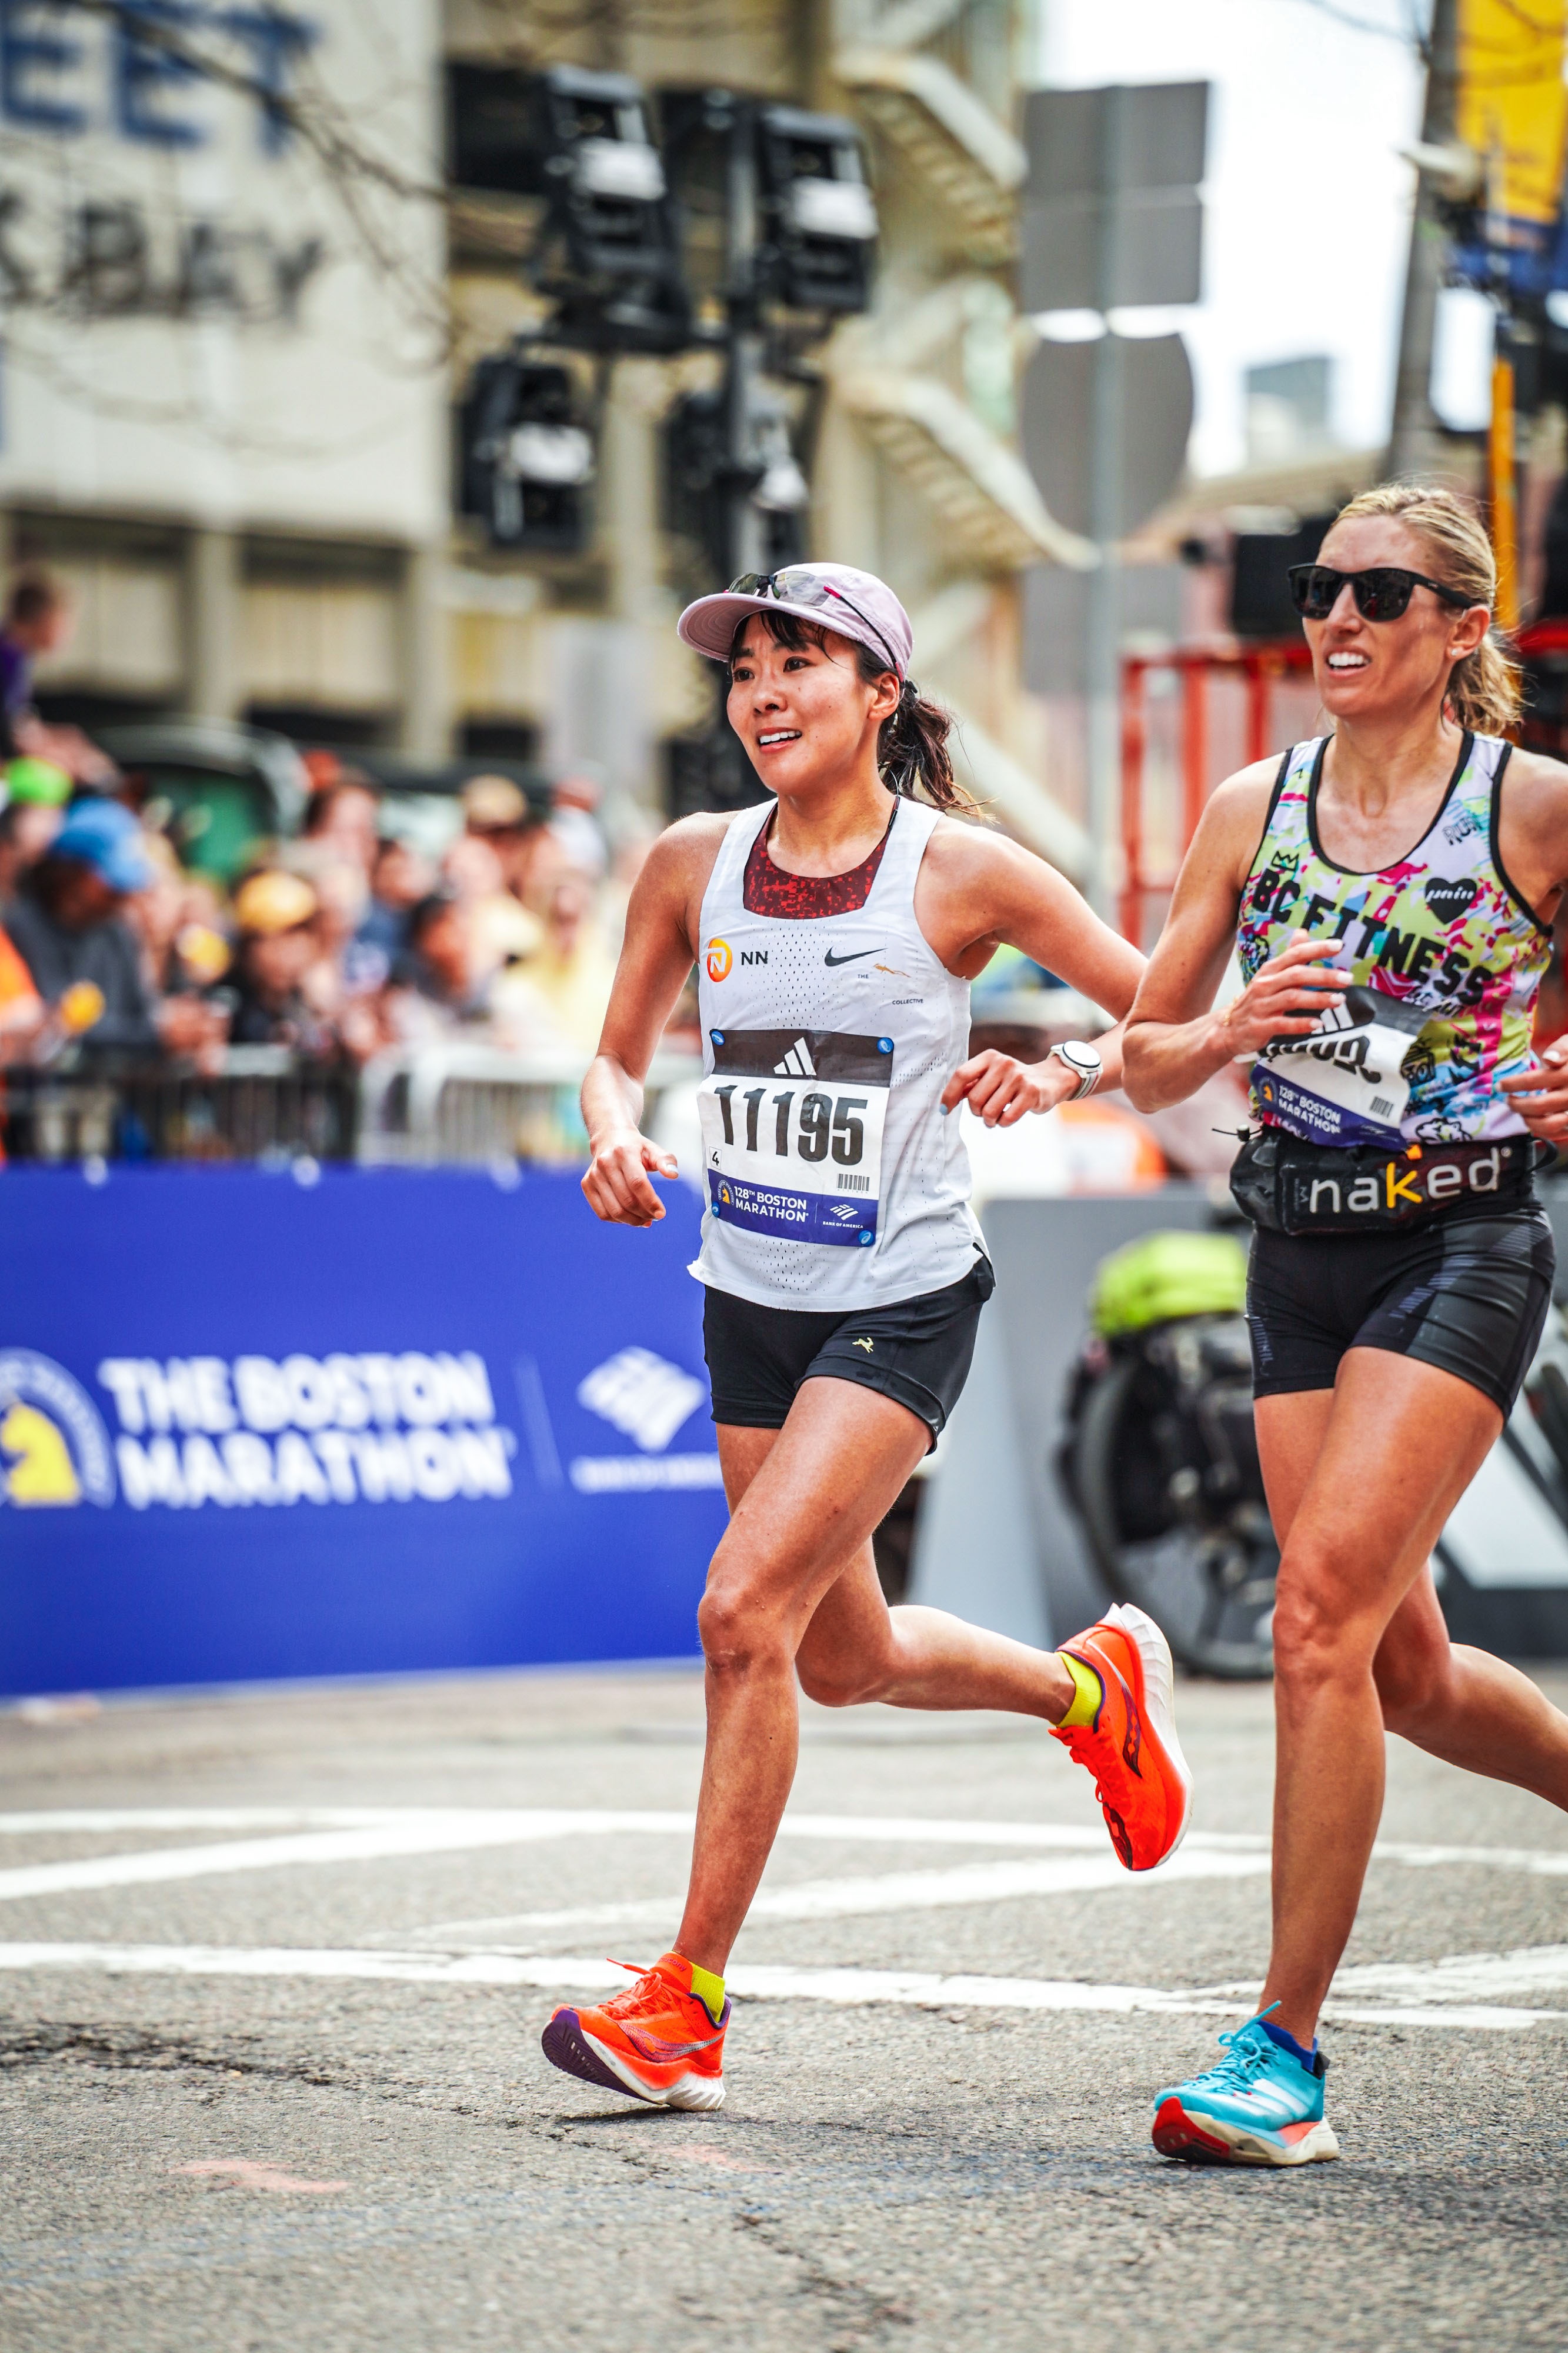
[742,803,897,918]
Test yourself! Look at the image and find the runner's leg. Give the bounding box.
[676,1377,1075,1975]
[1255,1349,1506,2044]
[1259,1380,1568,1811]
[1374,1574,1568,1802]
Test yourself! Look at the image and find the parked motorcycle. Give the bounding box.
[1057,1228,1278,1679]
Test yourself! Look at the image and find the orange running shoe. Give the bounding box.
[1050,1602,1192,1871]
[542,1954,728,2111]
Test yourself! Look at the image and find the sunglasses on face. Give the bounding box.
[729,568,903,679]
[1286,564,1475,623]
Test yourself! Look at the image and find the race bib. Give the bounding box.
[698,1027,895,1248]
[1253,985,1430,1148]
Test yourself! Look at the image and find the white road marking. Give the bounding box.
[1366,1841,1568,1876]
[406,1849,1275,1947]
[0,1939,1559,2033]
[0,1810,412,1835]
[0,1809,1560,1907]
[0,1814,694,1902]
[0,1809,1160,1851]
[1302,1945,1568,2006]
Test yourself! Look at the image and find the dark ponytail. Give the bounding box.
[874,672,970,812]
[728,609,976,814]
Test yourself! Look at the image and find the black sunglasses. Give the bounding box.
[1287,564,1475,623]
[729,568,903,678]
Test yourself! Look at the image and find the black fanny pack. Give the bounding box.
[1230,1128,1541,1236]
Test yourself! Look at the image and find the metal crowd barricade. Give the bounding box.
[0,1049,360,1166]
[0,1044,703,1169]
[355,1043,702,1166]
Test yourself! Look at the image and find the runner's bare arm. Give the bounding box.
[1493,749,1568,1138]
[916,822,1146,1121]
[581,816,729,1228]
[1122,762,1352,1113]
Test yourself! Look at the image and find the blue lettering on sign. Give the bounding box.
[708,1172,878,1248]
[222,7,318,154]
[0,1,318,154]
[1,0,86,130]
[116,1,203,147]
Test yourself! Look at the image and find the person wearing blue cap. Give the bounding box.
[6,798,208,1058]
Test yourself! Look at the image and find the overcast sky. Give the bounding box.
[1036,0,1427,476]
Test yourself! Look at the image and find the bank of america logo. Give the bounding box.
[775,1039,816,1077]
[577,1348,707,1454]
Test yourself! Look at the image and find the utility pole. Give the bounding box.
[1021,81,1206,934]
[1388,0,1461,479]
[1083,86,1129,928]
[721,96,766,581]
[1489,346,1520,625]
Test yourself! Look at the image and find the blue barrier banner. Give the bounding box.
[0,1166,726,1695]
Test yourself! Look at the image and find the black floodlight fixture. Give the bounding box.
[756,107,878,314]
[535,65,690,352]
[461,356,595,552]
[663,387,807,581]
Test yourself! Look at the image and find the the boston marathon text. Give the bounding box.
[95,1352,515,1510]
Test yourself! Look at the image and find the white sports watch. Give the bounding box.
[1049,1039,1103,1100]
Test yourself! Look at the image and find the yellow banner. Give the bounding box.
[1459,0,1568,226]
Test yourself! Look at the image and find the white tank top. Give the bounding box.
[690,795,983,1311]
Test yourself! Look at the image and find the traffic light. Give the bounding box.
[755,107,878,313]
[459,356,593,552]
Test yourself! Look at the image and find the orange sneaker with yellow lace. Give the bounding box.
[542,1954,729,2110]
[1051,1602,1192,1871]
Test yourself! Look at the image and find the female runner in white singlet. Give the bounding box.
[1124,484,1568,2168]
[539,564,1193,2114]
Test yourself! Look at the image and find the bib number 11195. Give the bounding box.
[710,1084,868,1168]
[697,1027,893,1248]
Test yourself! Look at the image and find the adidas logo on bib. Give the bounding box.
[774,1039,816,1078]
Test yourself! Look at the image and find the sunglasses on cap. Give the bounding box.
[728,569,904,679]
[1287,564,1476,624]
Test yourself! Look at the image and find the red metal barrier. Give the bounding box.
[1119,640,1315,944]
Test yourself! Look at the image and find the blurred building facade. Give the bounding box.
[0,0,449,755]
[446,0,1080,859]
[2,1,1079,859]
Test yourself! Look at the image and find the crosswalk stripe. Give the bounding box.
[0,1808,1561,1902]
[403,1848,1272,1945]
[0,1941,1557,2032]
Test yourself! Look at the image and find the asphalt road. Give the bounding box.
[1,1662,1566,2353]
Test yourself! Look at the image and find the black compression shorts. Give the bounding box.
[702,1258,994,1449]
[1246,1205,1556,1419]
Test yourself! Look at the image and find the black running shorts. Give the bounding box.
[702,1258,994,1449]
[1246,1205,1556,1419]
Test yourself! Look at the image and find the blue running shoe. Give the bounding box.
[1152,2014,1340,2167]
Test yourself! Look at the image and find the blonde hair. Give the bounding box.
[1329,481,1522,736]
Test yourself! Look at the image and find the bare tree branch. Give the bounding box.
[1272,0,1432,55]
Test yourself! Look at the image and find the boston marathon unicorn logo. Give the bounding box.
[0,1351,116,1509]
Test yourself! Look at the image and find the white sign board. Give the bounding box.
[0,0,445,543]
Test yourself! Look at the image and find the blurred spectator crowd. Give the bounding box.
[0,568,646,1088]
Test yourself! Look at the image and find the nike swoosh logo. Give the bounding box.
[823,946,879,967]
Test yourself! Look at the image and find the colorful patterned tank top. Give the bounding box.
[1236,733,1550,1148]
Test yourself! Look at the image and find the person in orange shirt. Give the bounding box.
[0,919,42,1058]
